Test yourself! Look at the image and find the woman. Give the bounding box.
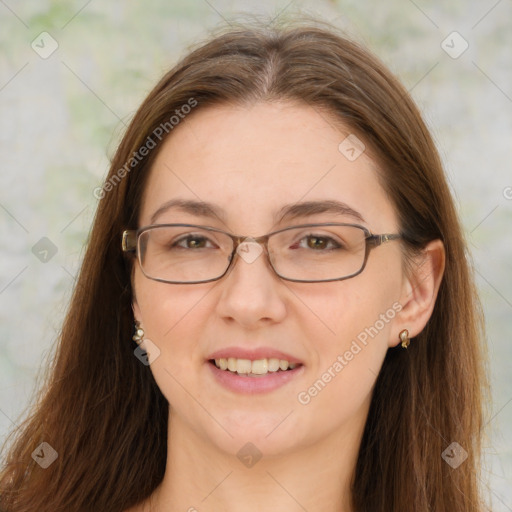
[0,20,487,512]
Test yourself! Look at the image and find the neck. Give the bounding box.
[151,413,365,512]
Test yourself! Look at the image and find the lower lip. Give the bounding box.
[207,361,304,394]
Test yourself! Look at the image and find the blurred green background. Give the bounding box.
[1,1,511,509]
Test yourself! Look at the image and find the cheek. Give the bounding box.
[297,274,399,352]
[134,280,215,417]
[134,267,208,340]
[133,271,213,383]
[296,269,401,410]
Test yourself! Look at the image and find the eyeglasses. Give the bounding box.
[122,223,401,284]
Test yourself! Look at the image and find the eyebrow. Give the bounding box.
[150,199,226,225]
[149,198,365,226]
[274,199,365,224]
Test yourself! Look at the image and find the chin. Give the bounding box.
[203,410,308,456]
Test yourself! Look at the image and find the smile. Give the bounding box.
[211,357,299,376]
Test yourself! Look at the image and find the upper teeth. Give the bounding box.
[214,358,297,375]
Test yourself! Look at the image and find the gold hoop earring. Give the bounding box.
[399,329,410,349]
[133,321,145,345]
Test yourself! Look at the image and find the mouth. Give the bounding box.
[209,357,301,377]
[206,347,305,393]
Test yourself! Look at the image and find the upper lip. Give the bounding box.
[207,347,303,365]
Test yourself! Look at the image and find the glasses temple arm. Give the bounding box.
[122,230,137,252]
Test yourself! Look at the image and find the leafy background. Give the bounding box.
[0,0,511,509]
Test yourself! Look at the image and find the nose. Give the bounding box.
[214,239,287,328]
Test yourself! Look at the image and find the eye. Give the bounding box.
[173,234,216,249]
[292,234,343,251]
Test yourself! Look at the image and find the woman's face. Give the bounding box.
[133,101,406,457]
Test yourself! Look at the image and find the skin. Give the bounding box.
[129,101,445,512]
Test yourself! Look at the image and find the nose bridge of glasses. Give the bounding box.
[232,233,269,245]
[232,234,270,266]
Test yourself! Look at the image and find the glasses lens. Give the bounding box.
[139,226,233,283]
[268,224,367,281]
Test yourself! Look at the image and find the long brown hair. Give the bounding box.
[0,19,488,512]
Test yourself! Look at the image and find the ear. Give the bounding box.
[132,298,142,324]
[391,239,445,347]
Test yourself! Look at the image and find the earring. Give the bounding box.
[133,321,145,345]
[399,329,410,349]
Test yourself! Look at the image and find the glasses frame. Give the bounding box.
[122,223,402,284]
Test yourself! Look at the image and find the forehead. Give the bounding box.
[139,101,397,233]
